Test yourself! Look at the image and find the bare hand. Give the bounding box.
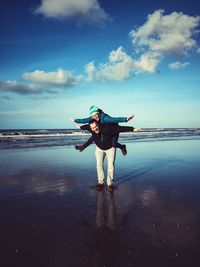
[127,114,135,122]
[75,145,84,152]
[133,128,140,132]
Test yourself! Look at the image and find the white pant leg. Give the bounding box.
[105,147,116,186]
[95,146,105,184]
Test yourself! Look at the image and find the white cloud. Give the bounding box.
[22,68,81,87]
[169,61,189,70]
[0,69,81,96]
[85,61,96,81]
[85,47,134,81]
[134,51,161,73]
[130,9,200,55]
[84,10,200,82]
[96,47,134,81]
[0,80,43,95]
[197,47,200,54]
[85,47,161,81]
[34,0,109,24]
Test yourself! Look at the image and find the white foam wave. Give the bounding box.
[0,132,89,138]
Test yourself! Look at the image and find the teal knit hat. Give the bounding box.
[89,106,99,116]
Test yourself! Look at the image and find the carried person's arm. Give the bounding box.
[102,114,134,123]
[74,116,91,124]
[75,136,94,152]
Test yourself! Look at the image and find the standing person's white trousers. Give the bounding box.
[95,146,116,186]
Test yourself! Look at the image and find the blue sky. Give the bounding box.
[0,0,200,129]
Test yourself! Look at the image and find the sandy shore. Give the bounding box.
[0,139,200,267]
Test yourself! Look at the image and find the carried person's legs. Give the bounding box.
[112,134,127,156]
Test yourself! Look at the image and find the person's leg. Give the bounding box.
[112,134,127,156]
[95,146,105,185]
[105,147,116,186]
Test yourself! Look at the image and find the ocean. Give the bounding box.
[0,128,200,149]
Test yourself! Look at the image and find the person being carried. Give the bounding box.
[72,106,134,155]
[75,119,135,192]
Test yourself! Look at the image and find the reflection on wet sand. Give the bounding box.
[0,168,86,196]
[79,191,128,267]
[0,142,200,266]
[115,183,200,266]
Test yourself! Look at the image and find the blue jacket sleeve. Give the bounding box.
[101,114,127,123]
[74,116,91,124]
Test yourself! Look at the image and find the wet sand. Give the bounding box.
[0,139,200,267]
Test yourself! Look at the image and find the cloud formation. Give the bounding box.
[34,0,109,24]
[1,9,200,96]
[85,47,161,81]
[130,9,200,55]
[85,47,135,81]
[84,10,200,82]
[0,81,43,95]
[169,61,189,70]
[0,69,81,95]
[23,68,81,86]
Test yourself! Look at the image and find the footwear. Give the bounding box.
[96,183,104,191]
[108,184,114,192]
[121,145,127,156]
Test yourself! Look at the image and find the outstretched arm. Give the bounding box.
[102,114,127,123]
[117,125,134,133]
[108,125,134,135]
[74,116,91,124]
[75,136,94,152]
[102,114,135,123]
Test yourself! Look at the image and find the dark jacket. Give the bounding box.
[81,123,134,150]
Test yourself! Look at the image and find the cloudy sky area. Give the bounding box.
[0,0,200,128]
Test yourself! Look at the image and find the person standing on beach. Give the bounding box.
[72,106,134,155]
[75,119,135,192]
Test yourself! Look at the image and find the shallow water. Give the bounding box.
[0,140,200,267]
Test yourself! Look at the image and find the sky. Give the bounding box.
[0,0,200,129]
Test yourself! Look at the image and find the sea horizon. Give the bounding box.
[1,127,200,150]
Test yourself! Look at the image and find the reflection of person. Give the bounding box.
[75,120,135,192]
[94,191,120,267]
[73,106,134,155]
[79,191,126,267]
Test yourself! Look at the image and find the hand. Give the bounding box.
[75,145,84,152]
[133,128,140,132]
[127,114,135,122]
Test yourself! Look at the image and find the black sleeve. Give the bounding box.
[80,124,91,132]
[117,125,134,133]
[83,136,94,149]
[108,125,134,135]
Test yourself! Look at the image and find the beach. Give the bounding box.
[0,136,200,267]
